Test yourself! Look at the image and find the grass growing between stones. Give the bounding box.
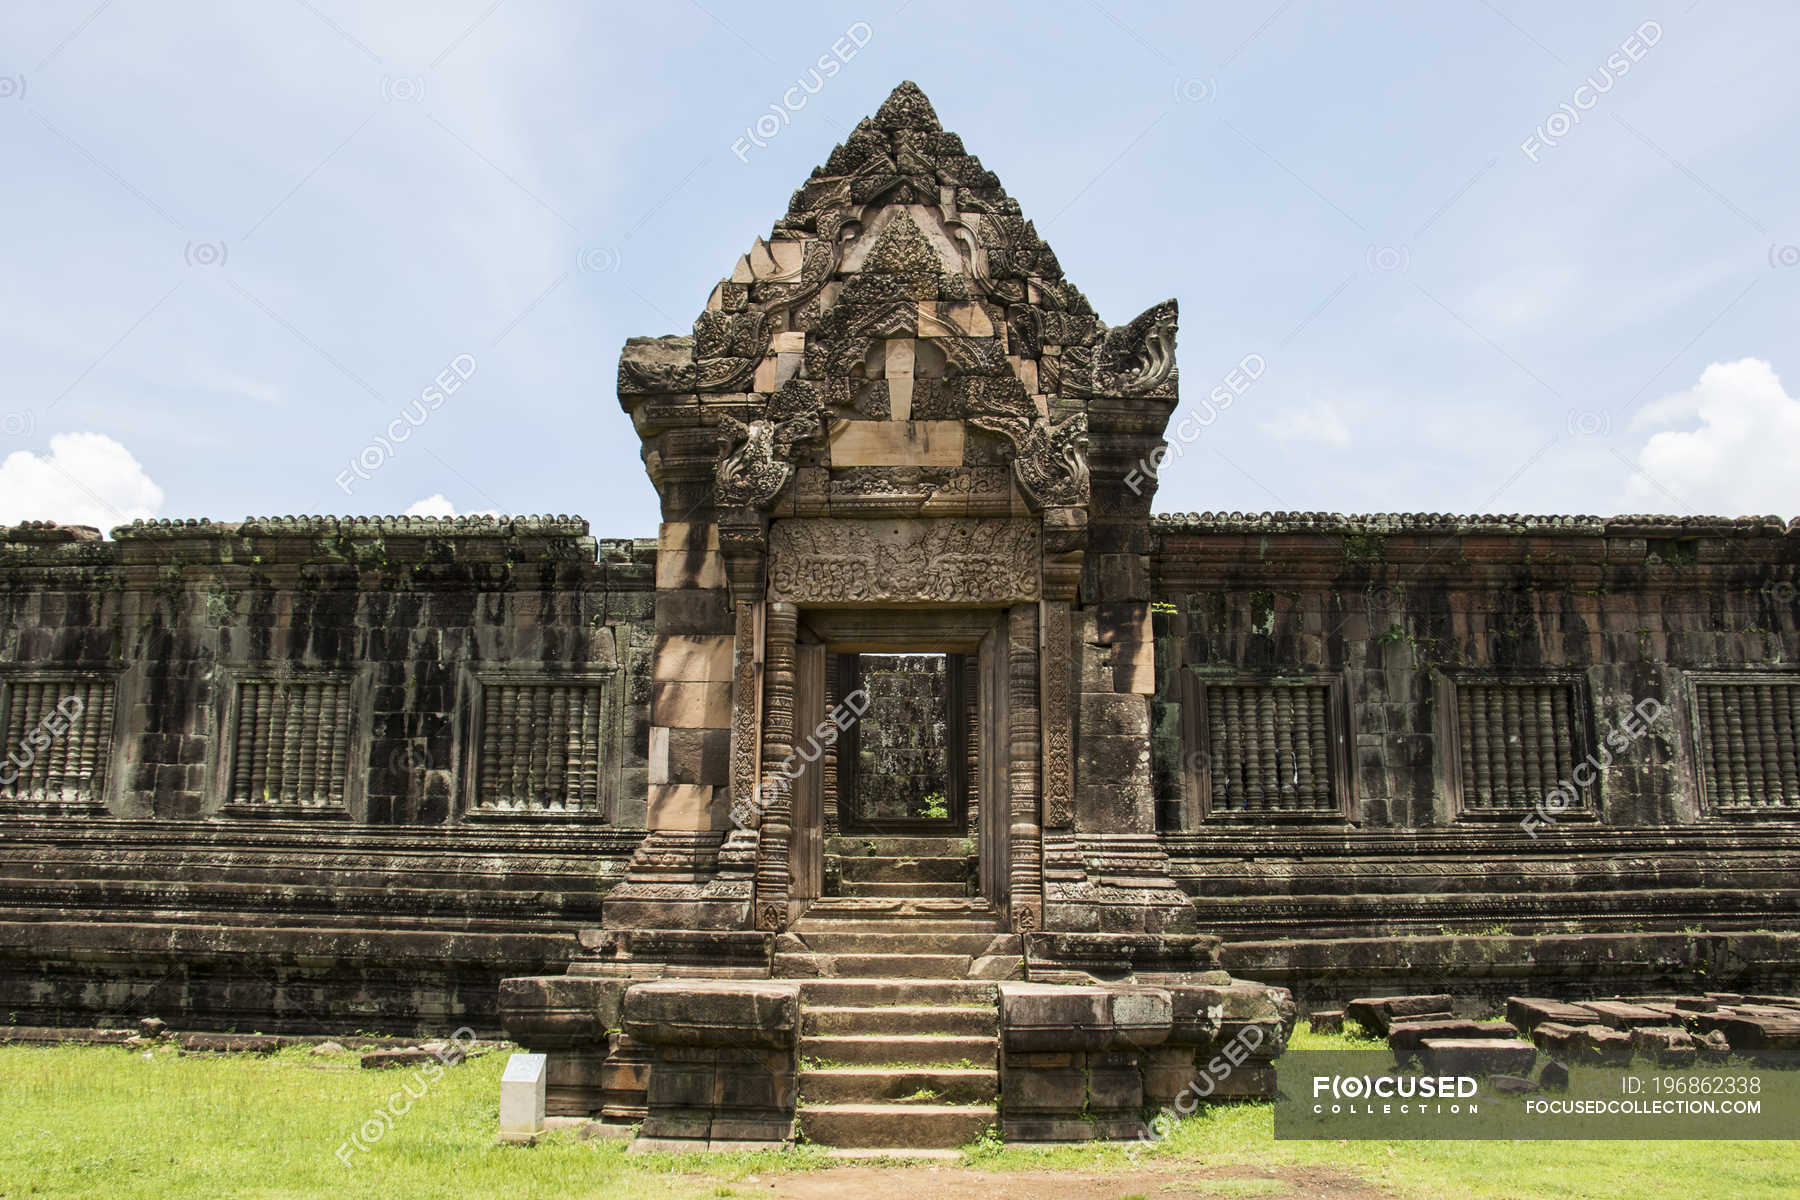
[2,1031,1796,1200]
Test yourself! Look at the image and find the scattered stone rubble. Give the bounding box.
[0,1019,489,1066]
[1329,991,1800,1090]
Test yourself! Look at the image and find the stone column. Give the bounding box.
[600,520,752,934]
[1007,603,1043,931]
[754,601,799,929]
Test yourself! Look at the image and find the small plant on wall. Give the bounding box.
[917,791,950,820]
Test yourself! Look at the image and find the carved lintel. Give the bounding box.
[768,518,1041,605]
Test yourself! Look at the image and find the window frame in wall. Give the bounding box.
[210,666,370,820]
[1178,669,1354,825]
[1436,669,1599,825]
[0,665,123,815]
[1684,669,1800,820]
[458,666,622,824]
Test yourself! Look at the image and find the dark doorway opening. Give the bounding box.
[821,651,978,898]
[835,653,970,835]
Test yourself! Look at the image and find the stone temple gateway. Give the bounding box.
[3,82,1800,1149]
[501,81,1294,1147]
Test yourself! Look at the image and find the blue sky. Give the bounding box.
[1,1,1795,534]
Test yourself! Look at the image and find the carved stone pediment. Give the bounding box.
[617,81,1181,525]
[767,518,1040,605]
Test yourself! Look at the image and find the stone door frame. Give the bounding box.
[751,604,1046,932]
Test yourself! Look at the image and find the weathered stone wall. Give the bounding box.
[1148,511,1800,948]
[0,516,656,1033]
[8,507,1800,1028]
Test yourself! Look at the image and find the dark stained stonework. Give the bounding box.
[1,516,649,1033]
[3,83,1800,1146]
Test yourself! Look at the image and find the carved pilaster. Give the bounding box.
[1040,599,1074,831]
[1008,603,1043,931]
[754,602,799,929]
[963,654,980,838]
[728,599,762,828]
[823,653,841,837]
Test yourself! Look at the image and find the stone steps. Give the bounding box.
[802,1004,995,1037]
[796,916,1001,933]
[798,977,999,1007]
[797,930,1007,956]
[796,1102,996,1149]
[799,896,1001,924]
[800,1033,996,1067]
[825,837,971,858]
[836,856,973,884]
[780,951,976,979]
[825,837,978,900]
[799,1066,997,1105]
[795,955,1001,1149]
[835,881,966,898]
[781,910,1017,980]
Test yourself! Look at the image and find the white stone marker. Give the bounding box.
[498,1052,547,1144]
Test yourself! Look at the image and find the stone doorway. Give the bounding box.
[823,651,977,899]
[783,610,1010,915]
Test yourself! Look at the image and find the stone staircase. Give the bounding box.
[826,835,976,898]
[781,899,1014,1149]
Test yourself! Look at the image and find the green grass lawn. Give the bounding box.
[0,1027,1794,1199]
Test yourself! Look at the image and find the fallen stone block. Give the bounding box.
[1389,1019,1515,1062]
[1697,1030,1732,1062]
[1417,1038,1538,1077]
[361,1047,462,1070]
[1528,1022,1582,1056]
[1309,1009,1344,1035]
[1530,1023,1634,1066]
[1689,1010,1800,1053]
[1630,1025,1699,1067]
[177,1033,280,1055]
[1629,995,1718,1013]
[1506,997,1594,1033]
[1578,1001,1669,1030]
[0,1026,138,1046]
[1489,1074,1539,1095]
[1739,994,1800,1010]
[1538,1060,1571,1091]
[310,1041,348,1056]
[1346,994,1454,1037]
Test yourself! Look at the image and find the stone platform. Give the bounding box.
[501,923,1293,1151]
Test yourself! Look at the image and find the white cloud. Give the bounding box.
[0,433,164,531]
[1626,358,1800,516]
[1260,398,1352,447]
[404,493,456,517]
[403,493,497,518]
